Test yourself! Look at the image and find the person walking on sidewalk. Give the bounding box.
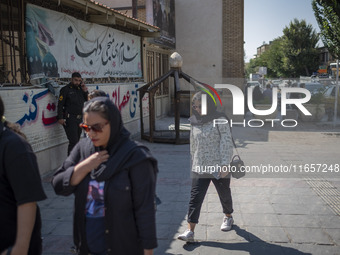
[0,96,47,255]
[52,97,158,255]
[178,91,234,243]
[57,72,88,155]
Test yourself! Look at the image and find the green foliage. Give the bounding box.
[263,38,286,77]
[245,59,258,78]
[312,0,340,59]
[281,19,320,77]
[245,20,320,78]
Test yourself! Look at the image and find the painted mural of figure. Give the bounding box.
[26,8,59,79]
[153,0,163,29]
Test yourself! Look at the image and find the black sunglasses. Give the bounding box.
[79,122,108,133]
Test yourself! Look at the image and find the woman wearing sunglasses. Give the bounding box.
[52,97,158,255]
[177,91,234,243]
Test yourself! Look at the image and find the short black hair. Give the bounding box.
[72,72,81,78]
[88,90,107,99]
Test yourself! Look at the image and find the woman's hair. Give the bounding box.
[191,91,201,104]
[0,96,27,139]
[88,90,107,100]
[83,98,110,121]
[192,91,217,113]
[83,97,129,152]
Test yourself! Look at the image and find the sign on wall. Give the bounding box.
[0,83,147,152]
[151,0,176,48]
[25,4,142,79]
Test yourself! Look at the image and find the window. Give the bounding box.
[0,1,26,85]
[146,49,169,97]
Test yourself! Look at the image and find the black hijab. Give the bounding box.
[85,97,158,181]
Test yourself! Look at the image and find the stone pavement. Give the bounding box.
[40,122,340,255]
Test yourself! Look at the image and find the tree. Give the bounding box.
[263,37,286,78]
[245,20,320,79]
[245,38,288,79]
[281,19,320,77]
[312,0,340,59]
[313,0,340,123]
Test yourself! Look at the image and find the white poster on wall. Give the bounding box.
[26,4,142,79]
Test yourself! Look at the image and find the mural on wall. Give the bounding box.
[25,4,142,80]
[1,83,147,152]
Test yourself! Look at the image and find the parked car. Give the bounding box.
[323,85,334,98]
[246,81,261,88]
[271,80,282,87]
[246,81,263,92]
[303,82,325,95]
[322,85,340,120]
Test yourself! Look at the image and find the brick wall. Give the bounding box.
[222,0,244,86]
[137,8,147,21]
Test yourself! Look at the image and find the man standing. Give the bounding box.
[57,72,88,155]
[263,84,273,102]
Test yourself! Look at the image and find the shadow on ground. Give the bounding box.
[181,225,311,255]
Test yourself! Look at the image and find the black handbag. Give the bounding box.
[230,154,245,179]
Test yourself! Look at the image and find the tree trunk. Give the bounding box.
[305,66,309,76]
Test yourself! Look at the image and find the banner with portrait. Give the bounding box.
[26,4,142,79]
[152,0,175,48]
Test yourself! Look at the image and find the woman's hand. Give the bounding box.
[144,249,153,255]
[1,246,27,255]
[82,150,109,170]
[218,169,230,179]
[70,150,109,185]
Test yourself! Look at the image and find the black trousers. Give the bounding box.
[63,115,82,155]
[187,173,233,224]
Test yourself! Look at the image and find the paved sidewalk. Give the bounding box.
[40,123,340,255]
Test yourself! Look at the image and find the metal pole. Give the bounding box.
[334,59,339,126]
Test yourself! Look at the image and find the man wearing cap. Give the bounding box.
[57,72,88,155]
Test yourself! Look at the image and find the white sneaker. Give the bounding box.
[177,229,195,242]
[220,216,234,231]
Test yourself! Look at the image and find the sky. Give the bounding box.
[244,0,321,62]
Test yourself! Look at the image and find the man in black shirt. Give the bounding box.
[57,72,88,155]
[0,96,47,255]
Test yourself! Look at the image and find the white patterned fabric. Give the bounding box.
[190,117,234,175]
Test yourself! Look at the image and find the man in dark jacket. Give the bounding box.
[57,72,88,155]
